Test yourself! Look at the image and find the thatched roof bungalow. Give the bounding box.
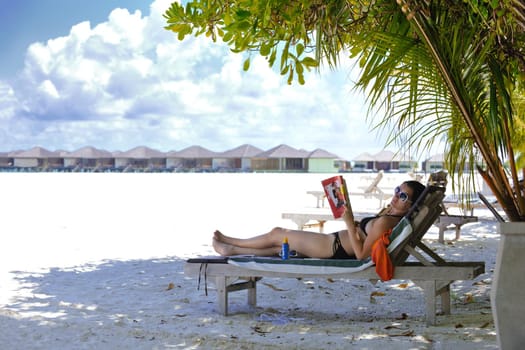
[422,153,484,173]
[352,150,417,172]
[0,151,12,168]
[352,152,375,171]
[307,148,343,173]
[12,147,62,169]
[64,146,114,171]
[251,144,309,171]
[422,153,445,172]
[115,146,166,171]
[166,145,217,171]
[214,144,263,171]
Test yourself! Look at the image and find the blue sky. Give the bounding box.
[0,0,150,78]
[0,0,437,161]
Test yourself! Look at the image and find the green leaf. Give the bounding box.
[223,31,233,42]
[166,24,188,33]
[296,61,304,75]
[281,41,290,70]
[243,57,251,71]
[268,49,277,67]
[237,21,252,31]
[296,43,305,56]
[260,42,271,56]
[301,57,318,67]
[235,9,251,20]
[298,73,305,85]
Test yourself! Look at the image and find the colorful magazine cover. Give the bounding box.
[321,175,350,218]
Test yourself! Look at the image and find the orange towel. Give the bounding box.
[371,229,394,281]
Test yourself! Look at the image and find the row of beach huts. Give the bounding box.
[0,144,449,173]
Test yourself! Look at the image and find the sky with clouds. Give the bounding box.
[0,0,439,161]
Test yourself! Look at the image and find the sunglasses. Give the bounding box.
[394,186,411,202]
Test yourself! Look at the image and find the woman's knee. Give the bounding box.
[269,227,285,237]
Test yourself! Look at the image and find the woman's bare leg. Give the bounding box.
[213,227,337,258]
[214,228,285,248]
[213,238,280,256]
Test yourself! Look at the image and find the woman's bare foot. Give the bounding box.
[213,230,235,245]
[213,230,224,241]
[212,237,236,256]
[213,237,280,257]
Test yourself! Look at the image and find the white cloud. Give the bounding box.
[0,0,392,159]
[38,80,60,99]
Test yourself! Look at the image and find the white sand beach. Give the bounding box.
[0,172,499,349]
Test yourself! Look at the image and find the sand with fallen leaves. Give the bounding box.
[0,172,498,349]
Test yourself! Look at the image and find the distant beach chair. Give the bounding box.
[293,171,389,228]
[286,171,389,231]
[348,170,391,208]
[408,171,424,182]
[281,210,339,233]
[305,171,389,209]
[434,213,478,243]
[183,184,485,325]
[305,190,326,208]
[427,171,480,243]
[441,193,486,216]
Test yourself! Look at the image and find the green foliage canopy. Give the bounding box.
[164,0,525,220]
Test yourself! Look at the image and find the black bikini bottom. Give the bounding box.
[331,231,356,259]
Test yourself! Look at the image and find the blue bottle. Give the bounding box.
[281,237,289,260]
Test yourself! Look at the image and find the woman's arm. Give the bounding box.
[341,205,365,259]
[342,208,393,260]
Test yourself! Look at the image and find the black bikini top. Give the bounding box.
[359,214,403,235]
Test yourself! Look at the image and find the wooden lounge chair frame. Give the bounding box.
[184,186,485,325]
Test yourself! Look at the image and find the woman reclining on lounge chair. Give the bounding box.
[213,181,426,260]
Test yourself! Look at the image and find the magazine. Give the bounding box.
[321,175,350,218]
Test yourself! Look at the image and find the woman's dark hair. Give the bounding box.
[404,180,426,203]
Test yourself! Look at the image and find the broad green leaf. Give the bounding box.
[287,67,294,85]
[260,42,271,56]
[235,9,251,20]
[298,73,305,85]
[268,49,277,66]
[237,21,252,31]
[302,57,318,67]
[296,43,304,56]
[296,61,304,75]
[223,31,233,42]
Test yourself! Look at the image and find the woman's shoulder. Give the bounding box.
[376,213,402,220]
[372,214,401,230]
